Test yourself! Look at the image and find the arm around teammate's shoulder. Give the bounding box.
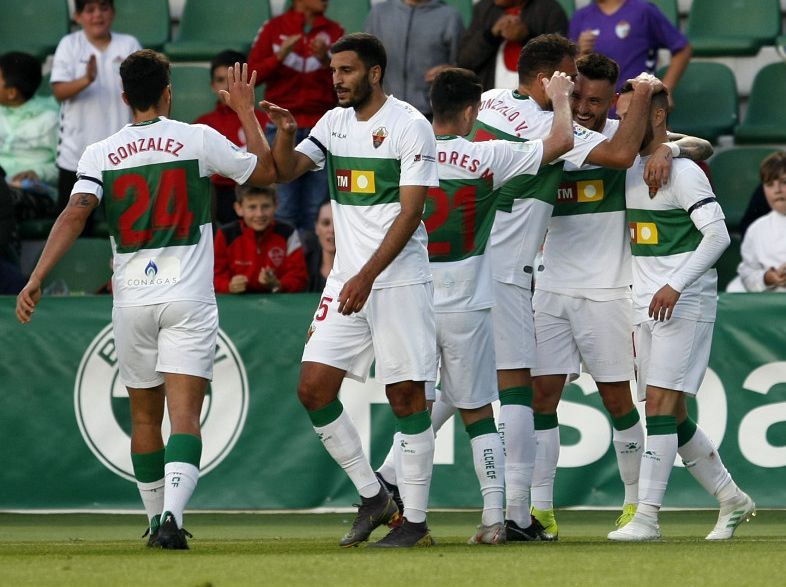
[540,72,575,165]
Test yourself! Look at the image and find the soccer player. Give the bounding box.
[468,33,660,541]
[375,66,575,545]
[16,51,277,549]
[607,83,754,541]
[530,52,714,533]
[261,33,440,548]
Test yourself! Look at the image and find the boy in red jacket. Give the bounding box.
[214,185,308,294]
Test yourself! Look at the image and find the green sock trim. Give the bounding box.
[612,408,641,432]
[646,415,677,436]
[397,410,431,435]
[131,448,165,483]
[307,399,344,428]
[465,417,497,439]
[165,434,202,467]
[534,413,558,430]
[677,417,698,446]
[499,386,533,407]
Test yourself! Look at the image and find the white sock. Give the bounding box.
[639,433,678,509]
[398,427,435,524]
[430,396,456,433]
[162,462,199,528]
[314,410,380,498]
[531,427,560,511]
[376,436,398,487]
[498,404,535,527]
[471,432,505,526]
[137,479,164,526]
[613,421,644,505]
[678,425,734,503]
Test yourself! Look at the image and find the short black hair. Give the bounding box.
[576,53,619,86]
[210,50,247,78]
[760,151,786,184]
[331,33,387,83]
[619,81,670,115]
[518,34,577,84]
[0,52,42,101]
[430,68,482,123]
[120,50,170,112]
[75,0,114,12]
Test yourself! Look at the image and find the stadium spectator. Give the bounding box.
[51,0,141,233]
[608,83,753,542]
[214,184,308,294]
[457,0,568,91]
[364,0,464,119]
[570,0,691,97]
[195,50,269,226]
[262,33,439,548]
[248,0,343,234]
[0,51,59,218]
[0,167,26,294]
[303,199,335,293]
[16,52,278,549]
[734,152,786,292]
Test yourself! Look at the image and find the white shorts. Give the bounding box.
[302,282,437,385]
[492,280,536,370]
[436,309,498,409]
[634,318,714,401]
[532,291,635,382]
[112,301,218,388]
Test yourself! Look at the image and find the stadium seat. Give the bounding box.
[442,0,473,27]
[648,0,678,27]
[163,0,271,61]
[686,0,781,57]
[327,0,371,33]
[169,66,216,124]
[708,147,781,232]
[557,0,575,18]
[41,237,112,295]
[0,0,70,60]
[715,234,742,292]
[113,0,171,51]
[657,62,738,143]
[735,63,786,144]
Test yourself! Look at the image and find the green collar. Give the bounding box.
[512,90,530,101]
[435,134,458,140]
[132,117,161,127]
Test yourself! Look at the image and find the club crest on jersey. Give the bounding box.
[268,246,285,267]
[557,179,605,203]
[372,126,388,149]
[615,20,631,39]
[629,221,658,244]
[336,169,376,193]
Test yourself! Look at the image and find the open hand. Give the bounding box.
[219,62,257,115]
[258,100,297,134]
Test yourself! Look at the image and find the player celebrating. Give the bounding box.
[608,83,754,541]
[468,33,660,541]
[16,51,277,549]
[262,33,440,548]
[531,52,714,533]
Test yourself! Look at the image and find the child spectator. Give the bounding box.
[195,50,269,226]
[735,152,786,292]
[214,185,308,294]
[51,0,140,224]
[303,199,335,292]
[247,0,343,234]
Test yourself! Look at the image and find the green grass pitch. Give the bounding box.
[1,510,783,587]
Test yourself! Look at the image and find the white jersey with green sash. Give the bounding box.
[72,116,257,308]
[296,96,439,289]
[469,88,607,289]
[539,119,630,294]
[626,156,725,323]
[429,135,544,312]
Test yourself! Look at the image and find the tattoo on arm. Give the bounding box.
[70,194,93,208]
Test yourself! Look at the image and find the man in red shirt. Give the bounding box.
[248,0,343,234]
[214,185,308,294]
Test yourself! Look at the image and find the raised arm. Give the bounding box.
[16,193,98,323]
[337,185,427,315]
[259,100,318,182]
[540,71,575,164]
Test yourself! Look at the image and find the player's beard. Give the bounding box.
[338,75,373,111]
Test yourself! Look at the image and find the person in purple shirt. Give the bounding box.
[570,0,690,105]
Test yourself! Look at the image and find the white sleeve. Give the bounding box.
[738,228,769,292]
[560,123,607,168]
[50,36,75,83]
[72,144,105,201]
[295,112,331,170]
[398,117,439,187]
[668,219,730,292]
[490,139,544,187]
[201,125,258,185]
[674,163,725,230]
